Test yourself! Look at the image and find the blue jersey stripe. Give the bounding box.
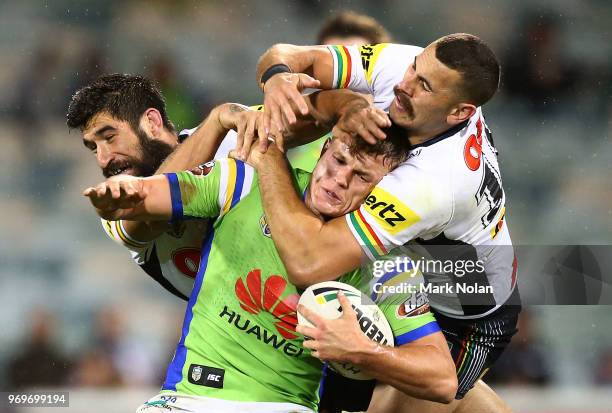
[394,321,441,346]
[165,173,183,221]
[162,226,215,391]
[230,160,245,209]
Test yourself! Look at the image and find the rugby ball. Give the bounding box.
[297,281,394,380]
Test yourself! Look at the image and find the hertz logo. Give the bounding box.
[363,187,420,234]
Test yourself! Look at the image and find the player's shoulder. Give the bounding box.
[364,43,422,72]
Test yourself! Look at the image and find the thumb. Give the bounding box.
[298,73,321,89]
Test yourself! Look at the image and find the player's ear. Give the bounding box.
[141,108,164,137]
[320,137,332,157]
[447,103,476,126]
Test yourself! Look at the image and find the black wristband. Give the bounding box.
[260,64,292,86]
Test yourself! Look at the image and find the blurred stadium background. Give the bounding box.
[0,0,610,411]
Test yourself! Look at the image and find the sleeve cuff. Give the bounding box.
[394,321,441,346]
[164,173,184,222]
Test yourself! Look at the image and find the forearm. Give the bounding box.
[354,343,457,403]
[95,175,172,222]
[256,146,358,285]
[257,44,333,89]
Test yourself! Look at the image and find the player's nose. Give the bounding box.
[96,146,113,169]
[334,167,351,188]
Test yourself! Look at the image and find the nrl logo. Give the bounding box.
[259,214,271,238]
[191,365,203,382]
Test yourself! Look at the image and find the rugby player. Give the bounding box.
[84,128,458,412]
[67,74,264,299]
[243,33,519,412]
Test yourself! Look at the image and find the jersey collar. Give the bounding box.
[410,119,470,149]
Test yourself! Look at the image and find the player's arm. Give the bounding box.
[256,44,333,135]
[298,292,457,403]
[238,89,388,156]
[84,175,172,221]
[118,103,257,241]
[86,160,237,222]
[252,144,363,288]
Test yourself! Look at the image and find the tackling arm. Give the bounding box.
[255,145,363,288]
[298,293,457,404]
[355,333,457,403]
[256,44,334,90]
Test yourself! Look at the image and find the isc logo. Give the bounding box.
[363,187,420,235]
[207,374,221,382]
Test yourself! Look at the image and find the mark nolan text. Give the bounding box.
[373,282,493,295]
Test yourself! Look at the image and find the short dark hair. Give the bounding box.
[346,122,411,168]
[317,11,392,44]
[435,33,500,107]
[66,73,174,132]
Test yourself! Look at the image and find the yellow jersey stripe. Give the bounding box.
[222,159,237,214]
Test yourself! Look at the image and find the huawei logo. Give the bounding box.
[235,269,299,339]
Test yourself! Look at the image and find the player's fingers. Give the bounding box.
[235,120,245,159]
[371,108,392,128]
[287,88,310,116]
[297,304,325,328]
[279,96,298,126]
[96,183,110,198]
[296,324,319,340]
[301,339,320,351]
[110,182,121,199]
[83,187,95,197]
[270,101,286,137]
[272,131,284,153]
[256,116,267,153]
[359,127,378,145]
[337,291,356,319]
[297,73,321,91]
[242,117,257,160]
[263,110,272,138]
[360,119,386,143]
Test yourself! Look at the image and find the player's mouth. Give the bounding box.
[104,162,134,178]
[321,187,342,205]
[393,88,414,117]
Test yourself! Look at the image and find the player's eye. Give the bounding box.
[421,80,431,92]
[358,174,370,183]
[334,155,346,165]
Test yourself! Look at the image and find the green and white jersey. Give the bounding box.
[161,159,439,410]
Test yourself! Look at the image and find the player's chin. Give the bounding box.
[318,204,349,219]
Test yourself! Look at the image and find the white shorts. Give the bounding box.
[136,393,315,413]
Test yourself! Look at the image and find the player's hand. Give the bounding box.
[218,104,266,161]
[83,175,147,220]
[229,137,283,171]
[263,72,320,137]
[333,104,391,145]
[297,291,375,363]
